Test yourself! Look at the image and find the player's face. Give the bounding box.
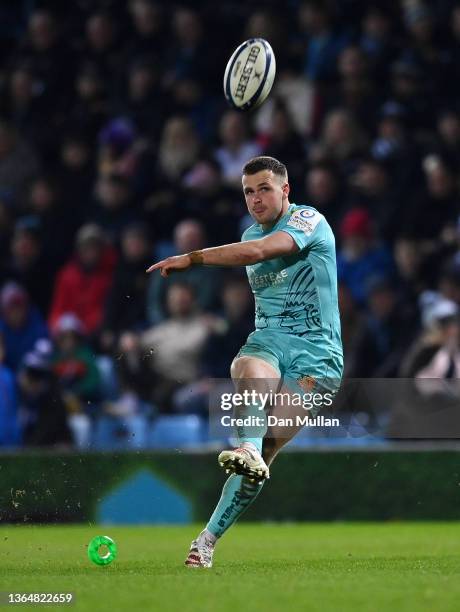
[242,170,290,226]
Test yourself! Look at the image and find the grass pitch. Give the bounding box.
[1,523,459,611]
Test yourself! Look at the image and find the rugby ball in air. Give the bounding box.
[224,38,276,111]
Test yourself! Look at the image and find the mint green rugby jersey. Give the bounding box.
[242,203,343,356]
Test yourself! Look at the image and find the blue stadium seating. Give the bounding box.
[148,415,206,449]
[93,414,149,450]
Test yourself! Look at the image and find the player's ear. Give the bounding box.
[282,182,290,199]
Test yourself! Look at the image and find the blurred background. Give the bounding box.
[1,0,460,523]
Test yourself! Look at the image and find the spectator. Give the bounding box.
[0,120,40,203]
[350,278,418,377]
[402,3,449,101]
[258,103,307,190]
[402,155,459,242]
[254,66,315,137]
[201,275,254,378]
[214,111,262,188]
[245,10,284,53]
[51,313,100,405]
[48,224,116,336]
[337,44,369,81]
[298,0,349,83]
[305,162,343,231]
[142,282,221,409]
[393,235,429,307]
[12,10,74,110]
[388,58,434,131]
[88,174,139,245]
[18,350,72,447]
[327,45,379,132]
[26,176,78,268]
[0,282,48,372]
[103,331,154,415]
[125,0,169,64]
[1,67,48,152]
[1,216,55,315]
[97,117,142,180]
[83,12,120,81]
[55,134,95,213]
[172,275,254,414]
[102,222,153,348]
[359,6,398,81]
[169,77,217,142]
[143,116,201,236]
[347,157,400,242]
[68,62,109,139]
[371,101,419,189]
[147,219,220,324]
[337,208,394,306]
[310,108,368,172]
[166,7,220,92]
[51,313,102,447]
[118,57,165,137]
[157,116,200,183]
[401,298,460,380]
[180,158,243,243]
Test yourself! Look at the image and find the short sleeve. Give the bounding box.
[279,208,324,250]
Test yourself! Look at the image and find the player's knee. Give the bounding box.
[231,356,255,379]
[231,356,277,380]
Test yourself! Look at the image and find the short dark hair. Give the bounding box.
[242,156,288,181]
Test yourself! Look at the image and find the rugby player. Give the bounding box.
[147,156,343,568]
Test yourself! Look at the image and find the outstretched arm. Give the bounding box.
[146,231,298,277]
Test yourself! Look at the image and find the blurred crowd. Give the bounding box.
[1,0,460,448]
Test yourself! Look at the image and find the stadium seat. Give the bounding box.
[93,414,149,450]
[148,415,205,449]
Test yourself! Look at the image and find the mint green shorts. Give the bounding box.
[237,329,343,392]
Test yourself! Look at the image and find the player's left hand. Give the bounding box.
[146,254,192,277]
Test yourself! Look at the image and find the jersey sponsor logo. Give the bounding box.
[287,209,321,235]
[248,268,288,289]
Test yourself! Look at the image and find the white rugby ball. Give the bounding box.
[224,38,276,111]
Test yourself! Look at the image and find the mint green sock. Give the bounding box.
[206,474,265,538]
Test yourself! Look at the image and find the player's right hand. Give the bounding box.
[146,254,192,277]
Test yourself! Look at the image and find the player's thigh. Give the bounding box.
[233,329,283,384]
